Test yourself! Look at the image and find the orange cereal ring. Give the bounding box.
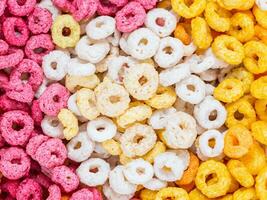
[174,24,191,45]
[179,182,195,193]
[175,152,200,185]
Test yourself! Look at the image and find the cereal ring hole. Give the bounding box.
[62,27,71,37]
[33,47,47,54]
[109,96,121,103]
[179,122,187,130]
[51,119,60,127]
[133,135,144,144]
[186,84,196,92]
[163,46,173,55]
[184,0,194,6]
[11,158,21,164]
[74,142,81,149]
[51,62,58,70]
[230,135,240,146]
[136,168,145,175]
[12,122,24,131]
[53,95,60,103]
[125,13,136,20]
[17,0,27,6]
[205,173,218,185]
[209,110,218,121]
[89,167,99,173]
[138,76,148,86]
[208,138,216,148]
[139,39,148,46]
[20,72,31,81]
[96,22,105,28]
[162,166,172,172]
[156,18,166,27]
[96,127,105,132]
[234,110,244,121]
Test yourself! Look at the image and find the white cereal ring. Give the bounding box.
[143,178,167,191]
[194,96,227,129]
[67,131,95,162]
[120,123,157,158]
[175,75,206,104]
[127,28,160,60]
[42,50,70,81]
[199,69,219,82]
[198,130,224,158]
[183,42,197,57]
[38,0,61,20]
[204,48,229,69]
[256,0,267,10]
[41,115,64,139]
[67,58,96,76]
[164,111,197,149]
[148,107,176,129]
[107,29,121,47]
[145,8,177,37]
[170,149,190,170]
[154,37,184,68]
[205,84,215,96]
[109,165,137,195]
[75,36,110,64]
[159,63,191,86]
[91,142,111,159]
[173,98,194,115]
[119,33,131,55]
[153,152,185,182]
[103,183,134,200]
[67,93,82,117]
[186,54,214,74]
[86,16,116,40]
[76,158,110,186]
[123,63,159,100]
[86,117,117,142]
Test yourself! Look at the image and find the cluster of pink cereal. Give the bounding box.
[0,0,158,200]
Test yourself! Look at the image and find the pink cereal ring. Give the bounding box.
[109,0,128,7]
[31,100,44,125]
[0,95,30,113]
[115,1,146,33]
[52,0,73,12]
[0,47,24,69]
[9,59,43,91]
[70,188,102,200]
[6,81,34,103]
[46,184,61,200]
[26,134,49,160]
[16,179,42,200]
[51,165,79,192]
[38,83,70,116]
[0,39,8,55]
[34,138,67,169]
[28,7,52,34]
[7,0,36,16]
[0,147,31,180]
[0,0,7,17]
[0,110,34,146]
[25,34,54,64]
[134,0,157,10]
[97,0,118,16]
[33,173,53,189]
[71,0,98,21]
[3,17,29,47]
[0,71,9,91]
[1,180,20,199]
[0,135,5,147]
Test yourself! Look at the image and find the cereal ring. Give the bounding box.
[51,165,79,192]
[251,121,267,145]
[142,141,166,164]
[148,107,176,130]
[16,179,42,200]
[191,17,213,50]
[95,78,130,117]
[76,158,110,186]
[171,0,206,18]
[26,134,49,160]
[256,167,267,199]
[97,0,118,16]
[233,187,257,200]
[217,0,244,10]
[253,5,267,29]
[243,41,267,74]
[250,76,267,99]
[143,178,167,191]
[7,0,36,16]
[58,108,79,140]
[123,63,158,100]
[115,2,146,33]
[255,25,267,45]
[28,7,52,34]
[204,2,231,32]
[212,35,244,65]
[71,0,98,21]
[255,99,267,121]
[120,123,157,158]
[41,115,64,138]
[225,98,256,128]
[75,36,110,64]
[145,8,177,37]
[227,12,255,43]
[224,125,253,158]
[47,184,61,200]
[154,37,184,68]
[86,16,115,40]
[174,23,191,45]
[227,159,254,188]
[0,110,34,146]
[103,182,134,200]
[135,0,157,10]
[51,15,80,48]
[239,141,266,175]
[70,188,102,200]
[256,0,267,10]
[102,139,122,156]
[3,17,29,47]
[38,0,61,20]
[25,34,54,64]
[0,147,30,180]
[195,160,231,198]
[155,187,189,200]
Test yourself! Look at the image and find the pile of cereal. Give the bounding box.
[0,0,267,199]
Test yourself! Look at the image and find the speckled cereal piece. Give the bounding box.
[71,0,98,21]
[6,81,35,103]
[70,188,102,200]
[0,110,34,146]
[28,7,52,34]
[7,0,36,16]
[0,39,8,55]
[109,0,128,7]
[134,0,157,10]
[0,147,31,180]
[47,184,61,200]
[38,83,70,116]
[31,100,44,125]
[97,0,118,16]
[26,134,49,160]
[0,95,30,113]
[33,173,53,189]
[51,165,79,192]
[0,0,6,17]
[16,179,42,200]
[0,47,24,69]
[1,180,20,198]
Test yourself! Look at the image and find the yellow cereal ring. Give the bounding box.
[227,175,240,194]
[140,189,158,200]
[51,15,80,48]
[212,35,244,65]
[225,99,256,128]
[142,141,166,164]
[58,109,78,140]
[119,153,133,165]
[255,99,267,121]
[191,17,213,50]
[224,125,253,159]
[253,5,267,29]
[239,141,267,176]
[250,76,267,99]
[237,0,255,10]
[255,167,267,200]
[155,187,190,200]
[255,25,267,45]
[227,159,254,188]
[243,41,267,74]
[251,121,267,145]
[204,1,231,32]
[189,189,209,200]
[217,0,244,10]
[101,139,122,156]
[227,12,255,43]
[232,187,257,200]
[195,160,231,198]
[171,0,206,19]
[145,86,176,109]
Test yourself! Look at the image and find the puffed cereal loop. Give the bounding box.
[255,99,267,121]
[251,120,267,145]
[256,167,267,200]
[233,187,257,200]
[58,109,78,140]
[155,187,189,200]
[253,5,267,29]
[250,76,267,99]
